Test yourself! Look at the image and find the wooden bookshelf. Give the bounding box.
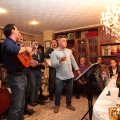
[0,28,36,42]
[54,26,101,64]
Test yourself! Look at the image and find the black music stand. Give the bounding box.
[74,62,100,120]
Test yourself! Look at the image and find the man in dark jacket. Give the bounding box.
[1,24,32,120]
[29,40,45,106]
[44,40,57,101]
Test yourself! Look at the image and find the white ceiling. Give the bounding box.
[0,0,113,35]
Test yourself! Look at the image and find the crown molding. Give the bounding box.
[54,24,102,33]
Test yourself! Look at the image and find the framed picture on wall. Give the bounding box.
[45,40,51,49]
[23,41,31,47]
[101,44,120,56]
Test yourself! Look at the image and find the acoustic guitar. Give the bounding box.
[17,52,31,68]
[12,52,31,69]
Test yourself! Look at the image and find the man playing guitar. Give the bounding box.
[1,24,32,120]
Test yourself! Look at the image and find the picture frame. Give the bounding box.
[101,44,120,56]
[45,40,51,49]
[23,41,31,47]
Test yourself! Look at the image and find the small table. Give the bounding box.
[92,86,117,120]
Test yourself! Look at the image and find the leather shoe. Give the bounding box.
[36,100,45,105]
[76,95,80,99]
[24,108,35,115]
[67,105,76,111]
[39,95,49,101]
[50,96,54,101]
[29,102,37,107]
[54,105,59,113]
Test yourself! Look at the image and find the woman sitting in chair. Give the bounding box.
[74,57,89,99]
[108,59,119,79]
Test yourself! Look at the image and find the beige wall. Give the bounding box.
[34,30,54,47]
[43,30,53,41]
[35,34,44,46]
[43,30,54,77]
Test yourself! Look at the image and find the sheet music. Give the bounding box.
[46,58,51,66]
[74,62,100,81]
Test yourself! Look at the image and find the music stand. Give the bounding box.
[74,62,100,120]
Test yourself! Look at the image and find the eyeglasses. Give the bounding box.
[56,35,68,39]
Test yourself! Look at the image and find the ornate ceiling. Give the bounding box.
[0,0,113,35]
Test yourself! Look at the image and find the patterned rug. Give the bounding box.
[24,95,98,120]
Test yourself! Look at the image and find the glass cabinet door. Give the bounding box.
[88,38,98,63]
[77,40,86,60]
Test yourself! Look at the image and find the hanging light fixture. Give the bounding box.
[0,8,7,13]
[100,0,120,37]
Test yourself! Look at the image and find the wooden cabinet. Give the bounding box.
[21,33,35,41]
[100,28,120,65]
[88,37,100,63]
[74,37,100,64]
[0,28,36,42]
[0,29,2,41]
[100,44,120,65]
[54,26,101,64]
[0,29,6,41]
[77,39,86,59]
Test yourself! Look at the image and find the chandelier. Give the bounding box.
[100,1,120,37]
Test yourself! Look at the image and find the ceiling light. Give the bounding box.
[0,8,7,13]
[30,21,39,25]
[100,1,120,37]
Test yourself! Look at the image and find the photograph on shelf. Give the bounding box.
[45,40,51,49]
[23,41,31,47]
[101,44,120,56]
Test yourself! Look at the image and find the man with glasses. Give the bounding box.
[50,35,81,113]
[29,40,45,106]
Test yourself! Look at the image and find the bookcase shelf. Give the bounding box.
[54,26,101,64]
[0,28,36,42]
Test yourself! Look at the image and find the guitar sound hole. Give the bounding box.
[22,54,27,61]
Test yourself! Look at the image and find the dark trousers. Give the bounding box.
[75,81,83,97]
[24,75,30,111]
[29,69,42,103]
[55,78,73,106]
[94,75,102,94]
[7,74,27,120]
[49,67,56,97]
